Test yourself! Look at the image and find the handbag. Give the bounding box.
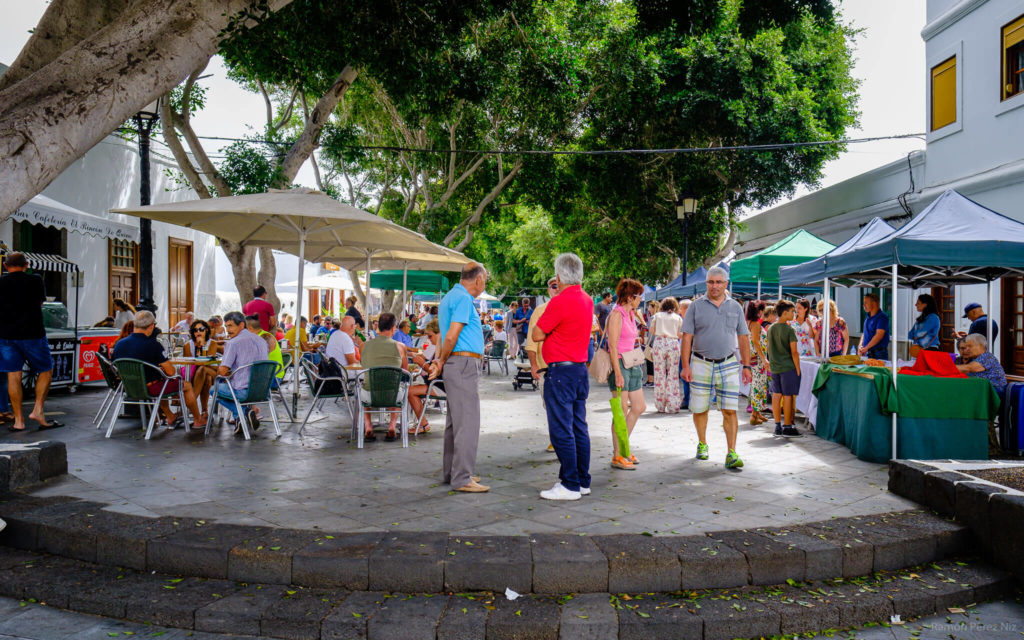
[588,348,612,382]
[621,348,645,369]
[644,317,656,362]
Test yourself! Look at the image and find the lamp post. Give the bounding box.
[676,192,698,285]
[133,101,159,313]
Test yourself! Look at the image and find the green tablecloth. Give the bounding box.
[812,366,993,463]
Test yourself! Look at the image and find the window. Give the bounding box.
[931,55,957,131]
[1003,15,1024,100]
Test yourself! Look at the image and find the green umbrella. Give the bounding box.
[609,389,631,458]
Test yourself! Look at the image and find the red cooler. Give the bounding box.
[78,329,121,383]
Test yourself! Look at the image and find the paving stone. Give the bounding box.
[0,604,90,639]
[707,530,804,585]
[794,520,874,578]
[922,471,972,517]
[67,569,149,618]
[8,554,110,610]
[954,482,1005,548]
[884,509,973,557]
[615,594,701,640]
[1,449,39,491]
[0,498,99,551]
[485,596,560,640]
[0,546,38,572]
[94,514,199,571]
[938,560,1015,602]
[228,527,320,584]
[368,593,449,640]
[558,592,617,640]
[445,535,532,593]
[754,528,842,581]
[663,535,747,591]
[0,458,9,493]
[530,534,608,594]
[903,566,979,611]
[692,592,780,640]
[148,522,269,579]
[988,494,1024,577]
[195,584,287,636]
[320,591,386,640]
[874,574,937,620]
[438,595,490,640]
[31,441,67,480]
[827,515,908,572]
[591,535,678,593]
[887,460,936,505]
[871,514,938,567]
[261,587,349,640]
[797,578,894,628]
[34,508,140,563]
[124,576,236,629]
[752,585,840,635]
[368,531,446,592]
[292,531,385,590]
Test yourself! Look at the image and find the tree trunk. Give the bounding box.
[0,0,293,217]
[257,247,281,311]
[221,239,258,309]
[350,273,367,310]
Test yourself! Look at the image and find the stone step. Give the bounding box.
[0,492,977,595]
[0,545,1012,640]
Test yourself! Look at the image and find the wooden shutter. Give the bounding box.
[1004,15,1024,100]
[931,56,957,131]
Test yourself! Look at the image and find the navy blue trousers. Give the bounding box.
[543,364,591,491]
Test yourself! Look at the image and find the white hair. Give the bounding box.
[554,252,584,286]
[963,333,988,350]
[134,310,155,329]
[706,266,729,281]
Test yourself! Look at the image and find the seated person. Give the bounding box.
[955,333,1007,395]
[111,311,205,430]
[183,319,221,416]
[408,320,443,434]
[491,320,507,344]
[394,320,414,348]
[247,314,285,387]
[359,312,408,442]
[285,316,320,363]
[326,316,360,378]
[208,315,228,341]
[93,316,115,328]
[214,311,270,433]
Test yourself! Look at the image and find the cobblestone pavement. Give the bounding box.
[0,594,1020,640]
[0,372,914,536]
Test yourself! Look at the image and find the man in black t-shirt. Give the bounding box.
[0,252,61,433]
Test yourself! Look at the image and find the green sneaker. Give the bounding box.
[696,442,709,460]
[725,450,744,469]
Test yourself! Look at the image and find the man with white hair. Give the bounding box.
[532,253,594,500]
[681,266,752,470]
[171,311,194,335]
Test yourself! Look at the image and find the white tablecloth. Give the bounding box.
[795,359,820,427]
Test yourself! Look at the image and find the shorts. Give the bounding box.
[147,378,182,396]
[688,356,740,413]
[0,338,53,374]
[607,359,644,392]
[770,369,801,396]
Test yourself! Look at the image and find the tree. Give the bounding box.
[0,0,293,217]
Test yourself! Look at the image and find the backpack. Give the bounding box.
[314,357,346,395]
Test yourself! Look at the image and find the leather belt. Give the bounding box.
[547,361,585,368]
[693,353,733,364]
[451,351,482,359]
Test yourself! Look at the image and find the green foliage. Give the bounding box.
[218,140,285,195]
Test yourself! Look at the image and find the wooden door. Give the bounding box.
[1002,275,1024,377]
[930,286,957,352]
[108,239,139,314]
[167,239,193,327]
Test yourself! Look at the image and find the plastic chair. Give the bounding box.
[354,366,411,448]
[210,360,283,440]
[484,340,508,375]
[273,352,294,421]
[298,358,356,437]
[93,353,123,427]
[108,358,190,439]
[412,377,447,436]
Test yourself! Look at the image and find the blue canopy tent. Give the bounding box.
[782,190,1024,458]
[641,284,658,302]
[729,229,835,299]
[676,279,821,300]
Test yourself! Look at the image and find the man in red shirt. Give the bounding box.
[532,253,594,501]
[242,286,276,332]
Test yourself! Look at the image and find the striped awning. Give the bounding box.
[0,250,80,273]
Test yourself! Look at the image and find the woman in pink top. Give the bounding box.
[605,278,646,470]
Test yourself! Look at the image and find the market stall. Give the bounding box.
[729,229,834,299]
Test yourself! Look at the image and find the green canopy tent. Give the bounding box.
[730,229,835,298]
[369,270,450,292]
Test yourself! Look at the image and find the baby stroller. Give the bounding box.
[511,345,538,391]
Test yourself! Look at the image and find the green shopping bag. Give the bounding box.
[610,388,631,458]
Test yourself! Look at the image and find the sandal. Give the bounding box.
[385,431,397,442]
[363,432,377,442]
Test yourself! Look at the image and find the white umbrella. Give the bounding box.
[477,291,500,301]
[113,188,468,415]
[279,271,356,291]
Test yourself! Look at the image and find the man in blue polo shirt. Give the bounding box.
[857,293,891,360]
[430,261,488,493]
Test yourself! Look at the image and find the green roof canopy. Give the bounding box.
[369,270,450,292]
[729,229,834,283]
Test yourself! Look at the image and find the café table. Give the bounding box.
[167,356,221,382]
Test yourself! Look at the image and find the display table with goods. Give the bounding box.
[795,359,821,428]
[810,362,999,463]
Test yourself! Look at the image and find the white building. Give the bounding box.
[738,0,1024,378]
[2,61,217,329]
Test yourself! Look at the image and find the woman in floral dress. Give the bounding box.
[790,298,818,358]
[651,297,684,413]
[745,300,770,424]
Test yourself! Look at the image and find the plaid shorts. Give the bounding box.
[688,355,740,413]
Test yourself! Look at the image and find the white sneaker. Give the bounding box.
[540,483,582,501]
[580,487,591,496]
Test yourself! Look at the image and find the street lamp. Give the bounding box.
[676,192,698,285]
[133,101,159,313]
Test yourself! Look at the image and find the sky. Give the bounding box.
[0,0,927,216]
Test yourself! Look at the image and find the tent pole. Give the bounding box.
[778,282,782,299]
[822,277,830,357]
[987,277,993,352]
[757,278,761,299]
[292,235,306,416]
[891,263,898,460]
[402,262,408,318]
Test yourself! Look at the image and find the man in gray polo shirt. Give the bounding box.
[680,266,752,470]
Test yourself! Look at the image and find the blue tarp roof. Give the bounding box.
[778,217,896,285]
